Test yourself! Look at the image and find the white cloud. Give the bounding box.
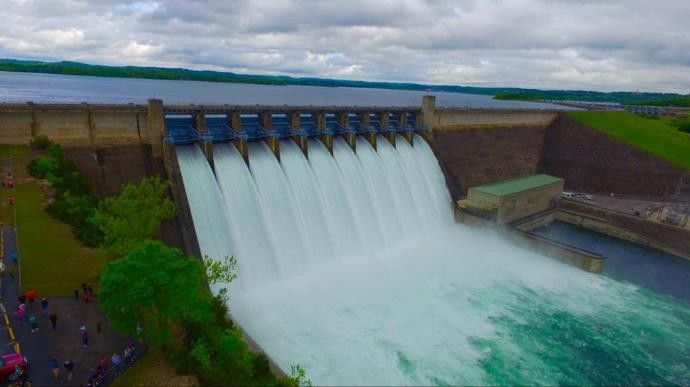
[0,0,689,92]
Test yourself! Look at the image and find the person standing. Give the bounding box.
[26,289,36,305]
[49,357,60,380]
[63,360,74,382]
[73,287,79,301]
[40,298,48,315]
[87,284,94,297]
[87,368,96,386]
[49,313,58,330]
[123,346,132,363]
[15,306,25,324]
[81,326,89,348]
[83,291,90,304]
[98,355,108,370]
[111,352,122,376]
[28,315,38,333]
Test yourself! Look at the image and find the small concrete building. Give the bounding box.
[466,174,564,224]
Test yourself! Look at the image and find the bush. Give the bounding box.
[28,156,60,179]
[46,192,102,246]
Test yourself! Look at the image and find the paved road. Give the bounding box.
[2,225,130,386]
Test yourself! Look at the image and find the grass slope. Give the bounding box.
[568,111,690,169]
[15,182,106,296]
[0,145,106,296]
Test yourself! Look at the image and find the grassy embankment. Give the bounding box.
[0,145,106,296]
[567,111,690,169]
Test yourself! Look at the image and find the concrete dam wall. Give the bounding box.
[1,96,687,255]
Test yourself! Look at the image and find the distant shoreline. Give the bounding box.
[1,58,687,106]
[0,58,503,96]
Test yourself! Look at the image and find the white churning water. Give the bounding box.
[176,136,690,386]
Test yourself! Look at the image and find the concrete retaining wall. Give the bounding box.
[434,109,556,129]
[0,111,33,144]
[560,199,690,260]
[431,124,549,199]
[0,105,148,146]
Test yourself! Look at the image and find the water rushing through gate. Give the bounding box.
[178,134,452,288]
[177,136,690,386]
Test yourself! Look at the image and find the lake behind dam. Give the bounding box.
[0,71,571,108]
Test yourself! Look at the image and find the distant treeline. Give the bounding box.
[2,58,689,105]
[495,90,690,106]
[0,58,510,95]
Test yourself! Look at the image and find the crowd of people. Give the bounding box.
[12,285,140,385]
[86,342,138,387]
[14,289,51,334]
[3,169,141,385]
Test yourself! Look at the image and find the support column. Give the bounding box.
[147,99,165,158]
[27,102,39,139]
[229,112,248,160]
[261,111,279,160]
[400,112,413,144]
[195,112,214,171]
[381,112,395,146]
[318,112,332,154]
[340,112,356,150]
[320,134,333,154]
[315,112,326,130]
[420,95,436,143]
[290,111,308,156]
[86,106,96,147]
[360,112,375,149]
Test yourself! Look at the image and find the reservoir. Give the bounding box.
[0,71,569,108]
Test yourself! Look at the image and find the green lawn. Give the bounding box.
[568,111,690,169]
[15,182,106,296]
[0,145,107,297]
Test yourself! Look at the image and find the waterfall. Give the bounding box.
[213,143,280,288]
[175,145,235,289]
[306,139,364,259]
[247,141,311,279]
[178,136,690,386]
[278,140,337,264]
[177,135,452,288]
[332,138,385,252]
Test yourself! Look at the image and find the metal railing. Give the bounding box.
[91,343,146,387]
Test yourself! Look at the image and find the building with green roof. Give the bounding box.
[466,174,564,223]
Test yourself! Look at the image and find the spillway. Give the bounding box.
[176,137,690,386]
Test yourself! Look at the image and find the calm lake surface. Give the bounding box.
[0,71,570,108]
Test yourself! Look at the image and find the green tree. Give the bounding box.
[99,241,209,347]
[204,254,238,303]
[94,176,176,255]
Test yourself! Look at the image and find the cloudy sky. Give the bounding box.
[1,0,689,93]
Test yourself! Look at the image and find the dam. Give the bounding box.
[1,96,689,384]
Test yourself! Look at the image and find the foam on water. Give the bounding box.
[177,139,690,385]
